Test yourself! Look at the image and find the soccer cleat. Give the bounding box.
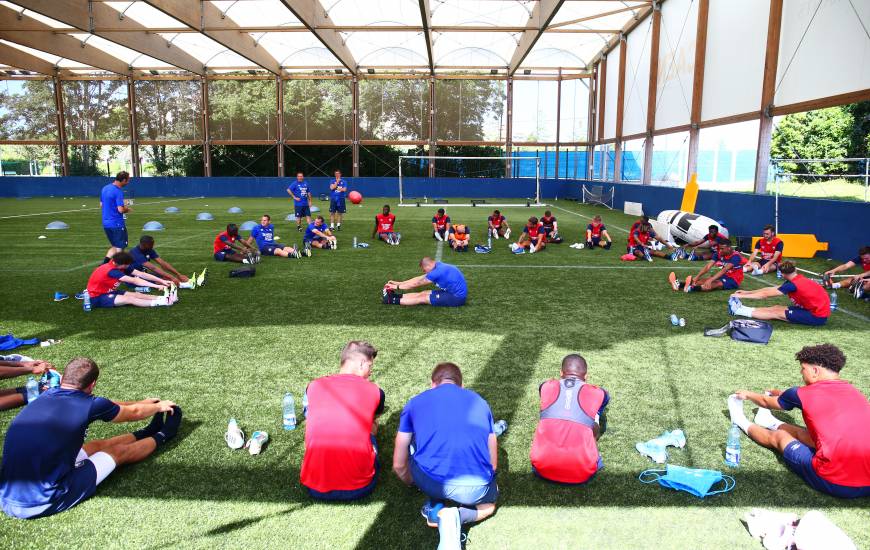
[643,249,653,262]
[155,296,172,307]
[296,225,302,232]
[604,241,612,250]
[304,248,312,258]
[752,268,763,276]
[331,240,337,250]
[728,296,743,315]
[529,245,536,254]
[703,323,731,337]
[670,250,680,261]
[396,232,402,244]
[53,292,69,302]
[179,280,194,290]
[683,275,693,293]
[245,431,269,455]
[196,268,208,287]
[687,252,697,262]
[75,291,86,300]
[336,225,342,231]
[242,259,251,264]
[292,249,301,259]
[225,419,245,450]
[668,272,680,292]
[421,500,445,527]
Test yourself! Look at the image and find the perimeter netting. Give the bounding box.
[398,156,542,206]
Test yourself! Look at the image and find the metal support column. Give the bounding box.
[754,0,783,194]
[352,76,359,177]
[641,1,662,185]
[428,76,436,177]
[505,77,513,177]
[586,65,597,180]
[555,68,562,179]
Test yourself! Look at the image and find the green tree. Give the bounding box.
[434,80,506,141]
[770,106,852,179]
[209,80,277,140]
[359,79,429,141]
[135,80,202,176]
[843,100,870,159]
[284,79,352,140]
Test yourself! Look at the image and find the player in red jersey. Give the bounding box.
[744,225,784,275]
[729,261,830,325]
[487,210,510,240]
[540,211,561,243]
[585,215,612,250]
[213,224,258,263]
[823,246,869,299]
[530,354,609,485]
[728,344,870,498]
[448,224,471,252]
[432,208,451,241]
[630,222,679,262]
[511,217,547,254]
[627,215,649,252]
[86,251,174,308]
[669,240,745,292]
[682,225,728,261]
[372,204,400,246]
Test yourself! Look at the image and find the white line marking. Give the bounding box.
[456,264,698,270]
[0,197,206,220]
[434,240,444,262]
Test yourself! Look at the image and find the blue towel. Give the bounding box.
[0,333,40,351]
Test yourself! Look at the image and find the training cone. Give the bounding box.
[143,221,165,231]
[164,206,180,213]
[228,206,243,214]
[310,206,321,213]
[240,220,257,231]
[196,212,214,221]
[45,221,69,230]
[348,190,363,204]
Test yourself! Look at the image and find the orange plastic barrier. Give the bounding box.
[751,234,829,259]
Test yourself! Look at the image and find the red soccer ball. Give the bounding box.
[348,190,363,204]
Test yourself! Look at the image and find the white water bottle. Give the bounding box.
[25,376,39,403]
[353,236,358,248]
[282,392,297,430]
[725,423,741,467]
[82,290,91,312]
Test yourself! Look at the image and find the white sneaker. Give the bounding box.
[155,296,171,307]
[529,245,536,254]
[504,228,511,239]
[225,419,245,449]
[245,431,269,455]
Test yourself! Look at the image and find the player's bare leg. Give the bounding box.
[399,291,433,306]
[0,389,25,410]
[738,304,789,321]
[115,292,170,307]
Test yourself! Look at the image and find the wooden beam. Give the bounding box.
[201,77,211,176]
[505,77,513,176]
[127,78,140,177]
[613,35,627,180]
[0,42,62,76]
[509,0,566,75]
[276,76,285,176]
[418,0,435,75]
[597,57,607,142]
[53,76,69,176]
[278,0,358,74]
[641,2,661,185]
[0,6,130,74]
[591,5,653,66]
[770,89,870,117]
[352,76,359,176]
[555,68,562,178]
[143,0,282,74]
[587,66,596,177]
[686,0,708,178]
[753,0,783,194]
[13,0,204,74]
[548,4,650,29]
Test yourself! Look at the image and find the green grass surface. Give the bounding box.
[772,179,869,202]
[0,197,867,549]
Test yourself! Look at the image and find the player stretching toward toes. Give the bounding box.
[251,215,305,258]
[432,208,451,241]
[823,246,869,299]
[728,344,870,498]
[511,217,546,254]
[214,224,259,264]
[130,235,195,288]
[373,204,400,245]
[86,252,175,308]
[669,240,745,293]
[585,215,612,250]
[448,224,470,252]
[383,257,467,307]
[0,357,183,518]
[729,261,830,326]
[304,216,338,251]
[631,223,678,262]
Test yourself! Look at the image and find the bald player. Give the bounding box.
[382,257,467,307]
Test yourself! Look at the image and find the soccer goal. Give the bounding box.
[398,155,543,207]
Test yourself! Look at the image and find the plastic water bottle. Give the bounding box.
[25,376,39,403]
[353,236,358,248]
[487,236,492,248]
[678,317,686,327]
[282,392,297,430]
[82,290,91,312]
[494,419,508,437]
[776,269,783,279]
[830,292,838,311]
[725,423,741,467]
[670,314,679,326]
[302,392,309,418]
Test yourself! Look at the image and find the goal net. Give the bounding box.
[398,156,542,207]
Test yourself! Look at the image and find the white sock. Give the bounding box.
[735,305,755,318]
[832,282,841,289]
[337,223,341,227]
[180,281,194,289]
[754,408,783,431]
[728,395,751,433]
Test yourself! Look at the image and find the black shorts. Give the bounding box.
[295,205,311,218]
[103,226,128,248]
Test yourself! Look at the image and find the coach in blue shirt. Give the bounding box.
[0,357,182,519]
[383,257,468,307]
[393,362,498,532]
[100,171,131,263]
[287,172,312,231]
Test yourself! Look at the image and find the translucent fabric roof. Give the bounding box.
[0,0,651,75]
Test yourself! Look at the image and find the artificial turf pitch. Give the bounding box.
[0,196,868,549]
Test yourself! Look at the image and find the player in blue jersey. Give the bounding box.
[287,171,312,231]
[304,216,338,251]
[0,357,182,519]
[249,215,305,258]
[130,235,194,287]
[328,170,348,231]
[383,257,467,307]
[99,171,131,263]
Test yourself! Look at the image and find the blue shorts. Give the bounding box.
[410,460,498,506]
[758,258,779,268]
[295,205,311,218]
[305,438,378,501]
[214,249,235,261]
[103,226,128,248]
[590,236,601,246]
[785,306,828,326]
[2,459,98,519]
[91,292,123,308]
[259,244,283,256]
[720,275,740,290]
[782,440,870,498]
[429,291,466,307]
[329,199,346,214]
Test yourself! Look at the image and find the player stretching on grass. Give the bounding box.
[585,215,612,250]
[213,224,259,264]
[99,171,131,263]
[511,217,546,254]
[0,356,53,411]
[448,224,470,252]
[728,344,870,498]
[631,223,678,262]
[627,215,649,252]
[383,257,467,307]
[432,208,451,241]
[728,261,830,326]
[304,216,338,251]
[541,211,561,243]
[0,357,183,519]
[86,252,175,309]
[681,224,728,261]
[744,225,784,275]
[487,210,510,240]
[288,172,312,231]
[669,240,745,292]
[373,204,400,245]
[822,246,869,299]
[251,215,305,259]
[329,170,347,231]
[130,235,194,288]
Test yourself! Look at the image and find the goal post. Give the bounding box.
[398,155,543,207]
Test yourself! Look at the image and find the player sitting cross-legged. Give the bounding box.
[487,209,510,240]
[585,215,612,250]
[630,223,678,262]
[540,211,562,243]
[449,224,470,252]
[511,217,546,254]
[373,204,400,246]
[669,239,745,293]
[86,251,175,309]
[250,214,305,259]
[305,216,338,251]
[213,224,259,264]
[432,208,451,241]
[383,257,467,307]
[744,225,784,275]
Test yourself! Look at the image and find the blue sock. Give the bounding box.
[458,507,477,525]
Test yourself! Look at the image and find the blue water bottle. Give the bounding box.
[669,314,679,326]
[494,419,508,437]
[725,423,741,467]
[25,376,39,403]
[282,392,297,430]
[82,290,91,312]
